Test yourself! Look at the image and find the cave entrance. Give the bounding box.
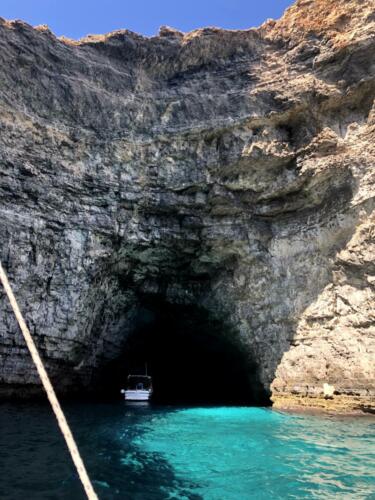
[97,298,269,406]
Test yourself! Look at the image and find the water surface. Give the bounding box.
[0,402,374,499]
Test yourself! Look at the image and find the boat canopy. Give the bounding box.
[126,375,152,390]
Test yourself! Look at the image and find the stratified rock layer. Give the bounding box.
[0,0,374,411]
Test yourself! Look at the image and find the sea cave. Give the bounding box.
[94,298,269,405]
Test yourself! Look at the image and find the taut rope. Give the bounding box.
[0,261,98,500]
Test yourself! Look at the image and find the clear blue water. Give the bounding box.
[0,402,374,499]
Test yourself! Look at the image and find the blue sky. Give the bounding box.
[0,0,294,39]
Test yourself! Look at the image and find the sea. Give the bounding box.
[0,401,374,499]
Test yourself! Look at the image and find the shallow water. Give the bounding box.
[0,402,374,499]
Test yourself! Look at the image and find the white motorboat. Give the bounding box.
[121,374,153,401]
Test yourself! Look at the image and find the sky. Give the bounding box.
[0,0,294,39]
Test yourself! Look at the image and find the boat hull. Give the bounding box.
[123,389,152,401]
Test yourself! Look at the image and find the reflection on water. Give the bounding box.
[0,402,374,499]
[123,401,151,408]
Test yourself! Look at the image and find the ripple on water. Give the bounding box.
[0,403,374,499]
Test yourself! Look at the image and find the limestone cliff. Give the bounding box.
[0,0,374,411]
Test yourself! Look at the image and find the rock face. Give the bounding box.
[0,0,374,411]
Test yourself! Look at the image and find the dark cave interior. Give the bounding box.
[95,298,270,406]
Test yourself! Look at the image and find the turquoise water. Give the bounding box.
[0,402,374,499]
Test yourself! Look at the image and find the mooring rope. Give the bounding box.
[0,261,98,500]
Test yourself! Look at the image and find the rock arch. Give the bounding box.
[0,3,374,412]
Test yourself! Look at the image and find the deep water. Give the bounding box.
[0,402,374,499]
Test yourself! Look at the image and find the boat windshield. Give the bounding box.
[127,375,152,390]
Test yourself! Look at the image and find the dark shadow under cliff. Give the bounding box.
[92,299,269,406]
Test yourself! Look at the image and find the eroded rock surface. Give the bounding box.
[0,0,374,411]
